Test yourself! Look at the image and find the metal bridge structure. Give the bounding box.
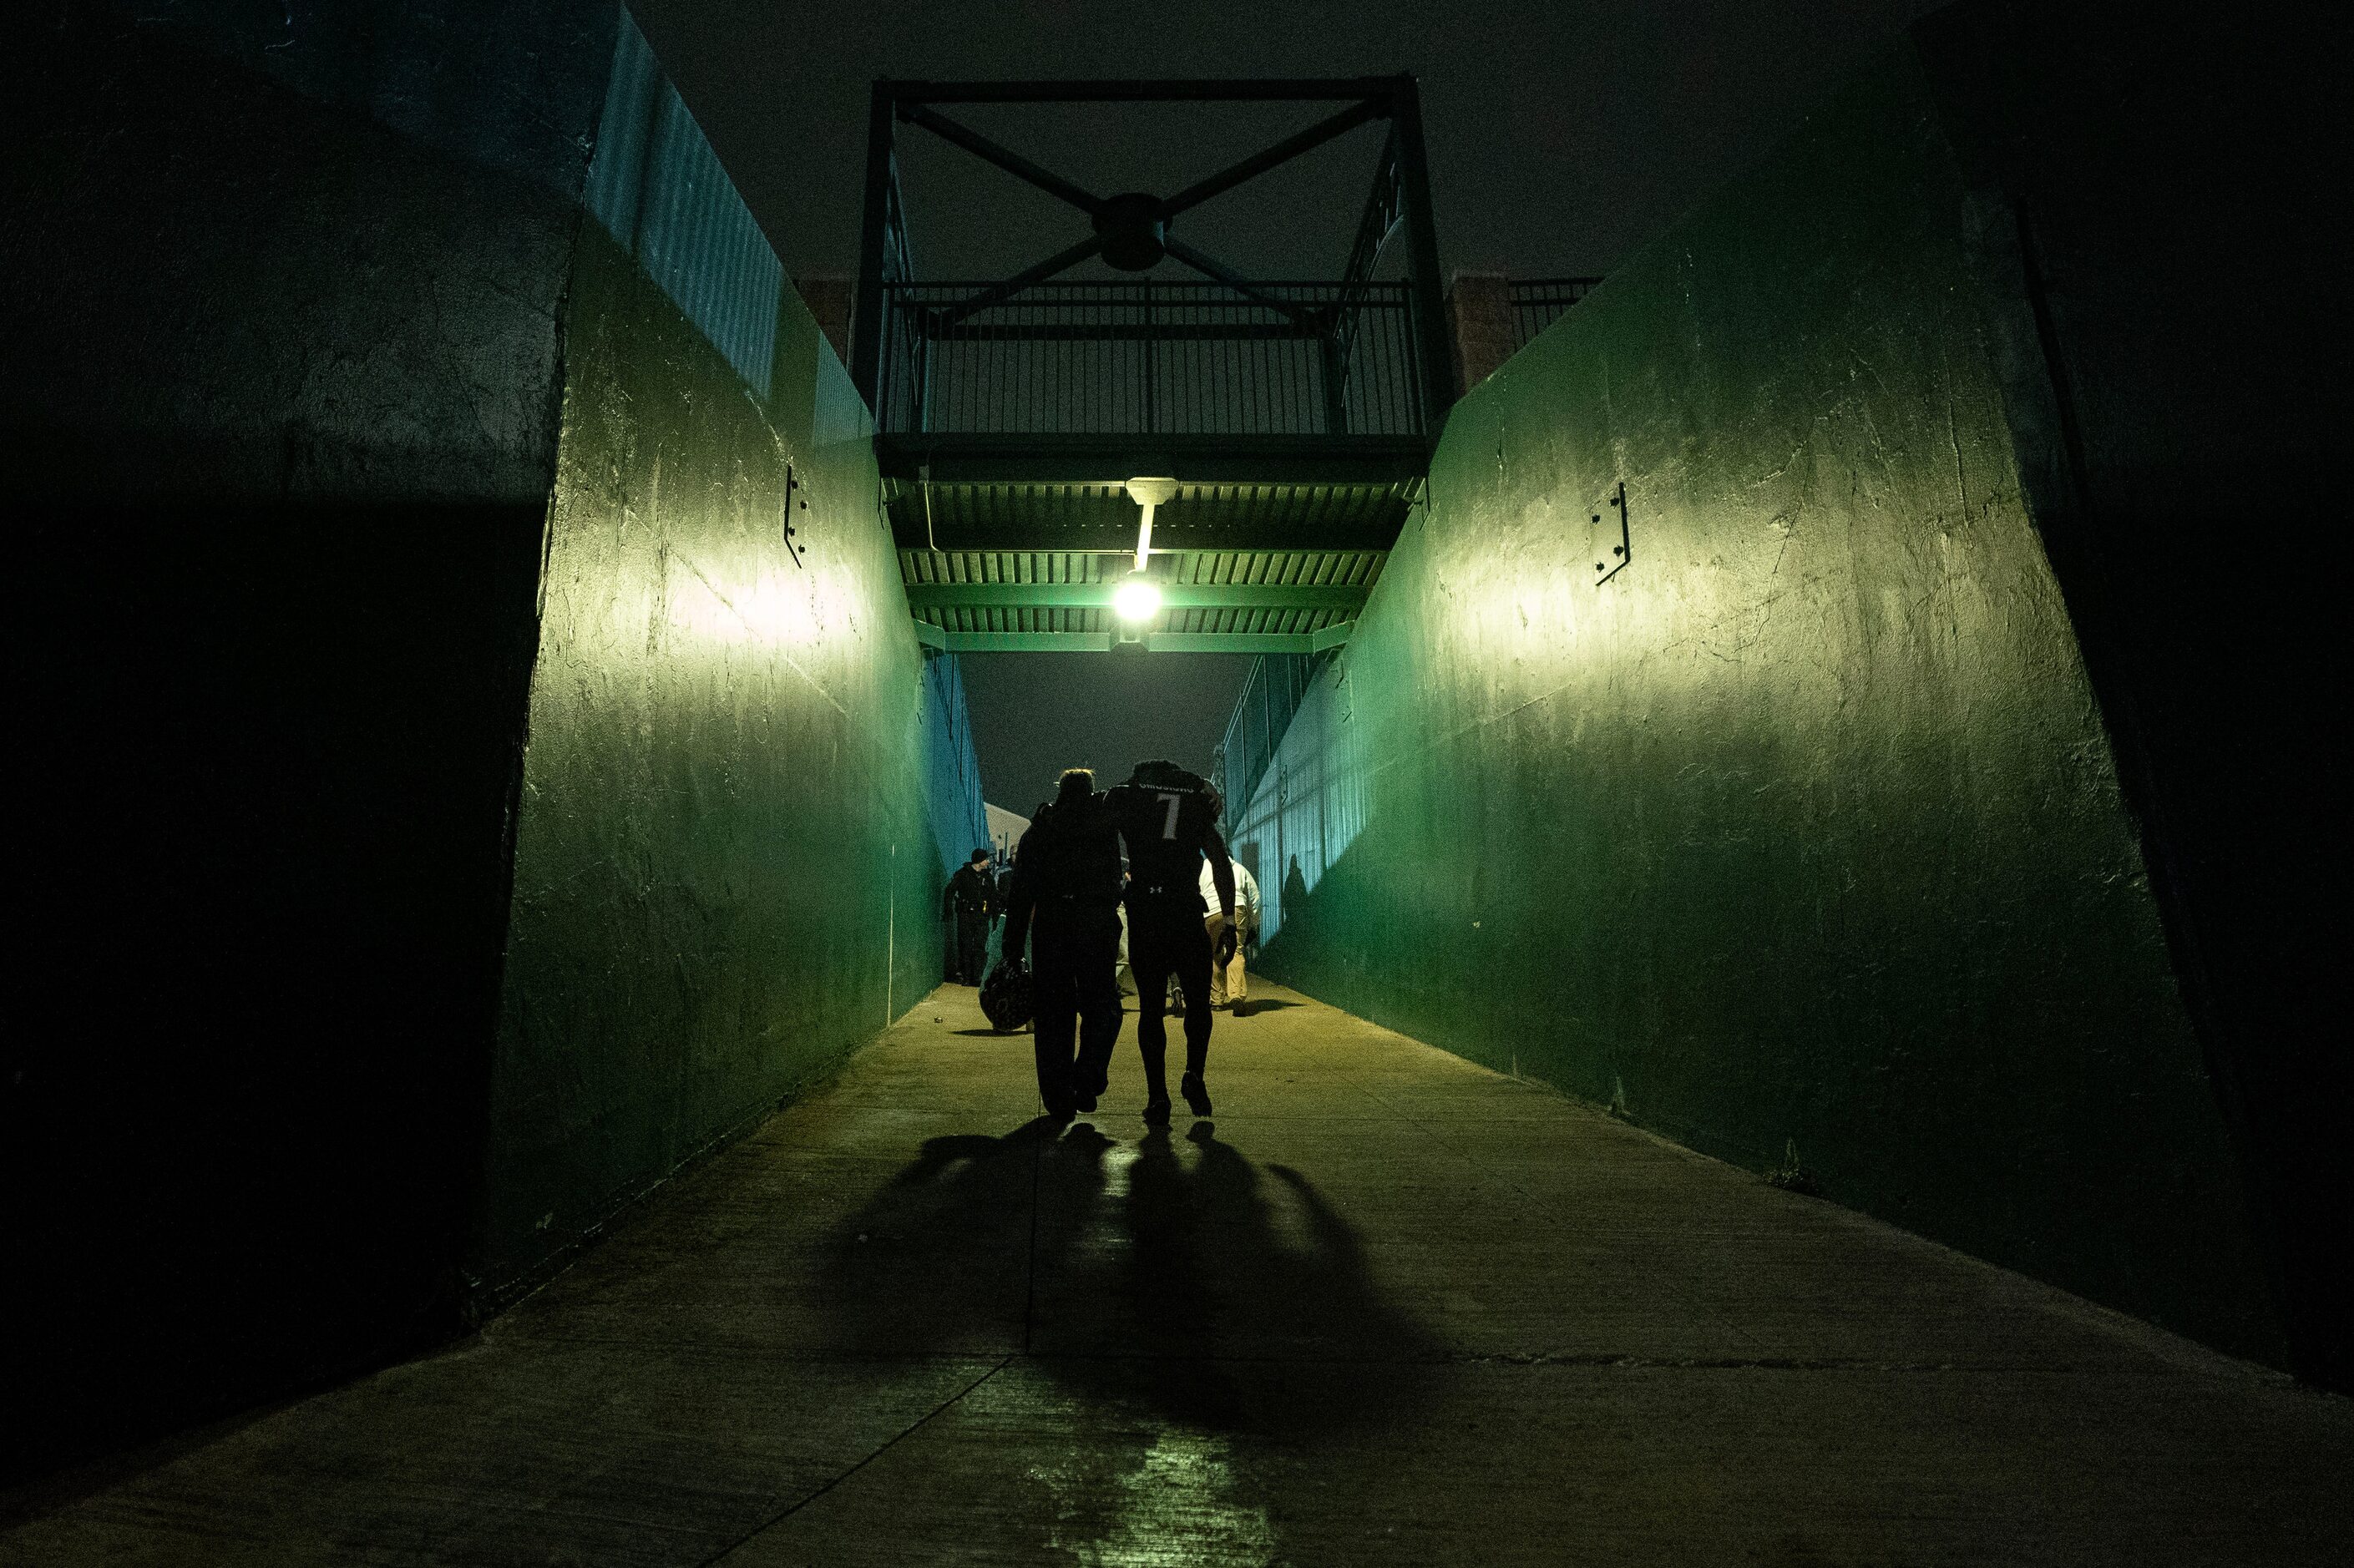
[851,77,1452,655]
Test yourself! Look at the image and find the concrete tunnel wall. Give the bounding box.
[480,95,981,1292]
[4,0,980,1474]
[1231,8,2334,1375]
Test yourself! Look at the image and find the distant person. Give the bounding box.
[1202,852,1260,1014]
[1001,770,1125,1118]
[1102,761,1237,1124]
[941,848,997,985]
[983,847,1014,974]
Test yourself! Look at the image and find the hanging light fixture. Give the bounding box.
[1113,572,1163,623]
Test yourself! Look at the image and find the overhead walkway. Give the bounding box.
[7,987,2345,1565]
[857,79,1453,658]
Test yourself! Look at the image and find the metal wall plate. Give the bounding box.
[783,463,809,565]
[1590,480,1629,585]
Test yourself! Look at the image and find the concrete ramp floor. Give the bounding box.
[5,984,2347,1564]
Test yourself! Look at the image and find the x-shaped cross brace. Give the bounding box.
[898,94,1391,328]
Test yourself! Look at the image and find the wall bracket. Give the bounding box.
[1591,480,1628,585]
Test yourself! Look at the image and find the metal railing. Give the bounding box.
[1213,651,1326,829]
[876,281,1430,438]
[1506,277,1602,352]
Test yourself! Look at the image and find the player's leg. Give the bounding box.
[1030,928,1079,1116]
[1071,911,1124,1112]
[1174,915,1216,1116]
[1129,918,1175,1124]
[957,913,985,984]
[1204,913,1228,1007]
[1228,917,1249,1012]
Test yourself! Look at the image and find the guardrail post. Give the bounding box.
[851,81,895,414]
[1142,279,1157,436]
[1388,75,1456,427]
[911,297,930,432]
[1319,326,1349,436]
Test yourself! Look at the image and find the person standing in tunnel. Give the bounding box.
[1202,851,1260,1014]
[1000,769,1125,1118]
[941,848,997,986]
[1103,761,1237,1124]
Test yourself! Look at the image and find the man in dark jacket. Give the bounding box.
[1000,769,1125,1118]
[941,848,998,984]
[1101,760,1237,1124]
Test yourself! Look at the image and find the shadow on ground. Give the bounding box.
[818,1117,1443,1441]
[1070,1121,1445,1434]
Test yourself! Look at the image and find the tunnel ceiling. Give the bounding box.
[889,478,1410,653]
[899,533,1384,653]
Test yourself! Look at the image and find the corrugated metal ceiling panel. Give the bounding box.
[897,549,1385,636]
[883,480,1412,554]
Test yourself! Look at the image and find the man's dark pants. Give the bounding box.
[1127,894,1213,1100]
[1029,907,1122,1113]
[954,912,990,984]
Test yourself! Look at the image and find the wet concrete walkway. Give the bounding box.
[6,984,2349,1565]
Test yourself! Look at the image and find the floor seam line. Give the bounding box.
[688,1355,1013,1566]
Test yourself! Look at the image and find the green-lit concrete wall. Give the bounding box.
[1233,38,2286,1364]
[476,220,959,1292]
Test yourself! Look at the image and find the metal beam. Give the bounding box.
[892,79,1401,104]
[873,432,1433,486]
[924,320,1317,343]
[1160,97,1390,219]
[930,234,1110,326]
[1340,122,1402,286]
[898,104,1106,215]
[907,582,1368,610]
[1310,619,1356,651]
[1162,238,1323,326]
[924,629,1327,654]
[1387,75,1457,418]
[850,83,899,407]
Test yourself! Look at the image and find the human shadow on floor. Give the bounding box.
[818,1116,1440,1441]
[1042,1121,1446,1439]
[818,1115,1106,1359]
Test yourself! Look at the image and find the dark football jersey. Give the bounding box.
[1000,793,1124,953]
[1103,780,1228,906]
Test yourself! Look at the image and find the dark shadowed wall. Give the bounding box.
[1233,10,2329,1376]
[3,0,605,1478]
[4,0,979,1474]
[1910,0,2344,1392]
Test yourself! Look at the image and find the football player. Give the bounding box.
[1001,768,1126,1117]
[1102,760,1238,1123]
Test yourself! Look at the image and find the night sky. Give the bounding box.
[630,0,1942,807]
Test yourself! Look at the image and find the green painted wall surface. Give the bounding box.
[475,224,955,1294]
[1233,45,2283,1363]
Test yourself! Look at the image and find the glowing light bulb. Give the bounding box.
[1112,575,1162,623]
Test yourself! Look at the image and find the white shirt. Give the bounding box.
[1199,857,1260,922]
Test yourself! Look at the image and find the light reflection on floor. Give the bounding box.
[1035,1135,1279,1567]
